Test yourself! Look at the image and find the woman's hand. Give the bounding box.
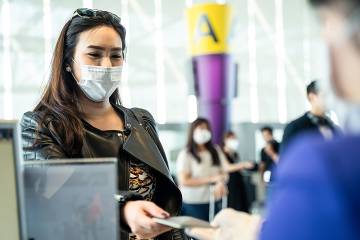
[123,200,172,239]
[211,209,262,240]
[213,181,228,200]
[241,162,255,169]
[210,174,227,184]
[185,228,217,240]
[186,209,262,240]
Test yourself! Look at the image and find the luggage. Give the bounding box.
[209,184,228,221]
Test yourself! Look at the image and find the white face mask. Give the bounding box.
[76,64,122,102]
[193,129,212,145]
[225,139,239,151]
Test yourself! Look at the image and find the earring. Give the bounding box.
[66,66,71,72]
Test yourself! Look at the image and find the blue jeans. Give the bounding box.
[181,201,222,221]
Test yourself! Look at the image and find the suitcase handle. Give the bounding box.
[209,184,228,222]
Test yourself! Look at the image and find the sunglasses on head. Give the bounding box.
[73,8,121,23]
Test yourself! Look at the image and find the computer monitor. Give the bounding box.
[0,120,26,240]
[23,158,118,240]
[0,120,119,240]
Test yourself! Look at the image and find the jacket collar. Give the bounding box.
[112,104,173,182]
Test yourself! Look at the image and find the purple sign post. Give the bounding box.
[186,3,236,144]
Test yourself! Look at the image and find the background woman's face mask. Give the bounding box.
[225,138,239,151]
[193,128,212,145]
[75,62,122,102]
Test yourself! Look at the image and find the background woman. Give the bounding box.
[222,131,253,212]
[176,118,228,221]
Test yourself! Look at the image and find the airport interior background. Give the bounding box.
[0,0,335,218]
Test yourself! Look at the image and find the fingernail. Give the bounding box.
[162,212,170,218]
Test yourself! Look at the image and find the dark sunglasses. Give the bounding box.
[73,8,121,23]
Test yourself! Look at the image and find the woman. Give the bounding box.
[176,118,228,221]
[21,8,186,240]
[222,131,253,212]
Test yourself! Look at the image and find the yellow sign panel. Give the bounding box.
[186,3,233,56]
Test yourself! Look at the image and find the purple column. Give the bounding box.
[193,54,236,144]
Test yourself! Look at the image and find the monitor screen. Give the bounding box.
[23,159,118,240]
[0,123,21,240]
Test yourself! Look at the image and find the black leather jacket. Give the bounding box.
[21,104,186,240]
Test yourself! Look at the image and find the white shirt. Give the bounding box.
[176,146,227,204]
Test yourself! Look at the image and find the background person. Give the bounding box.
[221,131,253,212]
[280,80,340,154]
[176,118,228,221]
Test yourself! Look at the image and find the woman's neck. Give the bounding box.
[196,144,207,152]
[79,95,113,120]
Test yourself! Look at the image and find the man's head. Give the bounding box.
[307,80,326,115]
[261,126,273,142]
[309,0,360,103]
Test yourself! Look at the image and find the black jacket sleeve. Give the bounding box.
[20,111,69,160]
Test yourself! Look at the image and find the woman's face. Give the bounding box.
[319,7,360,103]
[224,134,239,151]
[72,26,124,82]
[192,122,212,145]
[195,122,209,131]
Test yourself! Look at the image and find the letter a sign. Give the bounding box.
[194,14,218,44]
[186,3,232,56]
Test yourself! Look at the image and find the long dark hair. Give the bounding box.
[34,10,126,155]
[186,118,220,166]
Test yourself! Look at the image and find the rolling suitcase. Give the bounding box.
[209,184,228,221]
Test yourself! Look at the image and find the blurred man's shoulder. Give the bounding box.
[279,134,360,176]
[285,113,310,129]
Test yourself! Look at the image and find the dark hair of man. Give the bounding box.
[34,10,126,155]
[186,118,221,166]
[307,80,319,96]
[261,126,273,135]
